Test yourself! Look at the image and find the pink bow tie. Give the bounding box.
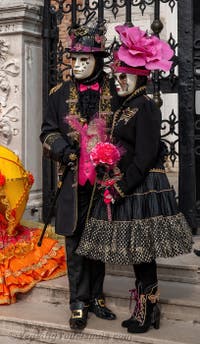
[79,82,100,92]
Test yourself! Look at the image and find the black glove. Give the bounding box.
[95,164,107,180]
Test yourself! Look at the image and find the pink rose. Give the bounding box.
[115,25,174,72]
[90,142,121,166]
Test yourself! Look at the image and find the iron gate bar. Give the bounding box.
[178,0,196,229]
[155,0,160,18]
[42,0,58,221]
[125,0,132,26]
[194,0,200,227]
[151,0,163,108]
[152,0,163,35]
[42,0,50,222]
[72,0,77,25]
[98,0,104,24]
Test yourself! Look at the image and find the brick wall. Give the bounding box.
[50,0,83,80]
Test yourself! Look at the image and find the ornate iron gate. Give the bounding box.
[42,0,198,231]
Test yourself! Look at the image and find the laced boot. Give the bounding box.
[121,280,141,328]
[128,283,160,334]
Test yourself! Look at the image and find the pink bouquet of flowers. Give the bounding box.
[90,142,121,167]
[90,142,122,221]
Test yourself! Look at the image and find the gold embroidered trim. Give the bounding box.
[118,107,139,125]
[43,132,62,147]
[68,82,80,115]
[135,286,159,325]
[67,76,113,144]
[98,76,113,130]
[127,187,174,197]
[110,86,146,138]
[89,211,185,224]
[148,290,160,303]
[149,168,166,174]
[113,183,125,198]
[72,27,89,37]
[124,86,147,105]
[3,243,63,277]
[0,170,32,236]
[69,153,78,161]
[49,83,63,95]
[110,108,121,138]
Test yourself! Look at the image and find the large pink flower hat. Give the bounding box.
[113,25,174,75]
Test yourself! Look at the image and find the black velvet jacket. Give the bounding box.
[112,90,162,197]
[40,76,116,236]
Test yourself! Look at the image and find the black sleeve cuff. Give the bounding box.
[43,133,70,162]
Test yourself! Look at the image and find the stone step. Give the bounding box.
[17,273,200,324]
[0,301,200,344]
[106,251,200,284]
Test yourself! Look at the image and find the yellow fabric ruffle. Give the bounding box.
[0,227,66,305]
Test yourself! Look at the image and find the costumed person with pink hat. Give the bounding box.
[76,26,192,333]
[40,23,117,330]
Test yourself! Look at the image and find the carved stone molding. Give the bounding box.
[0,39,20,145]
[0,0,43,37]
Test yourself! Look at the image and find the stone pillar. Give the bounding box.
[0,0,44,221]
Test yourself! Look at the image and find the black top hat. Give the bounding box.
[67,23,109,57]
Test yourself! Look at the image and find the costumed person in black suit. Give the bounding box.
[76,25,193,333]
[40,23,117,330]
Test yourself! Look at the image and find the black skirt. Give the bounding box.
[76,169,192,265]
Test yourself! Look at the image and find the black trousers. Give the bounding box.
[65,182,105,310]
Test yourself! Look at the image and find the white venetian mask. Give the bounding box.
[114,73,138,97]
[71,53,96,80]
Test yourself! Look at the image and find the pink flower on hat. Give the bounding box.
[115,25,174,72]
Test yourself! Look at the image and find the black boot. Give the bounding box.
[127,283,160,334]
[69,301,89,330]
[89,297,116,320]
[121,280,140,328]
